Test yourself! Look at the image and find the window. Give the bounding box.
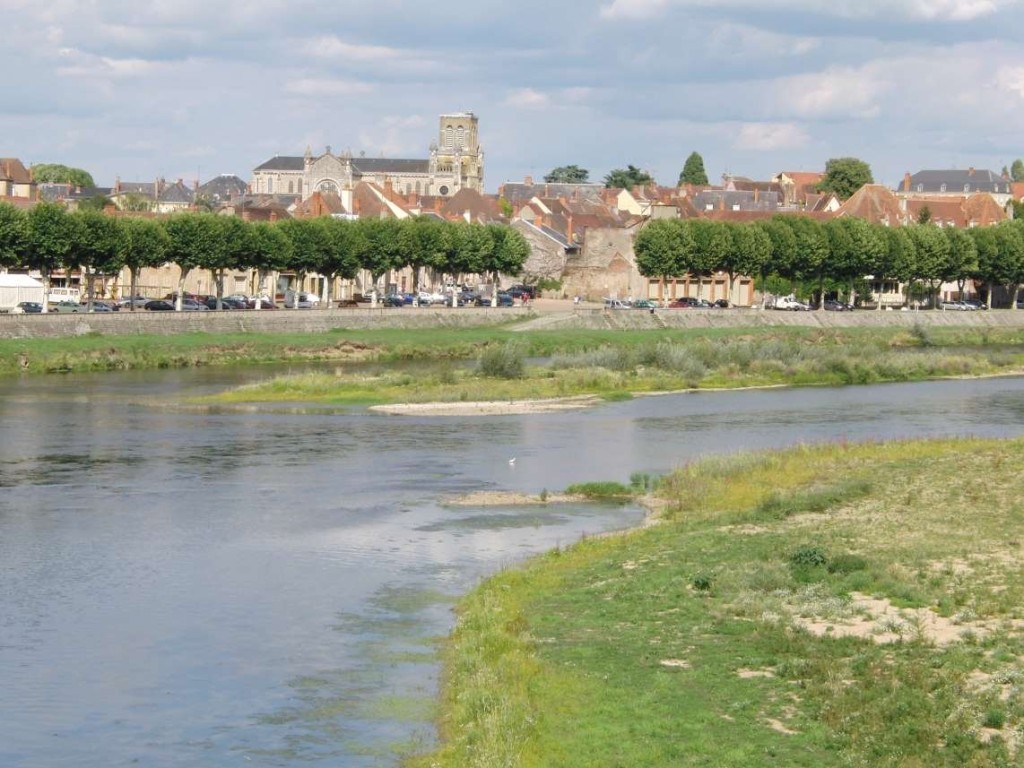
[288,181,294,194]
[964,184,970,193]
[916,184,923,192]
[267,178,273,194]
[297,180,302,196]
[456,127,464,148]
[940,183,947,192]
[445,127,454,147]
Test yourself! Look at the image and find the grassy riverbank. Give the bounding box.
[200,325,1024,407]
[411,438,1024,767]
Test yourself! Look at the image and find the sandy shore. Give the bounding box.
[369,394,600,416]
[444,490,586,506]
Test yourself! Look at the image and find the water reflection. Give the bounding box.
[1,368,1023,767]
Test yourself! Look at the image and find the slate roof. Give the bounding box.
[254,156,305,172]
[903,169,1011,194]
[158,182,195,204]
[352,158,430,174]
[692,189,780,212]
[197,174,248,202]
[498,181,605,205]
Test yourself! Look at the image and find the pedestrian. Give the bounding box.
[574,294,581,306]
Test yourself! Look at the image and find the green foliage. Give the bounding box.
[563,481,633,499]
[0,202,28,267]
[816,157,873,200]
[30,163,95,188]
[478,341,525,379]
[787,545,828,568]
[1011,159,1024,182]
[544,165,590,184]
[603,164,654,189]
[917,204,932,224]
[691,574,713,591]
[534,276,562,293]
[629,472,657,493]
[678,151,709,186]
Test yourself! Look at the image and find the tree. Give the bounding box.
[877,226,917,309]
[993,220,1024,309]
[118,217,170,310]
[917,205,932,225]
[678,152,709,186]
[70,210,122,308]
[778,216,829,307]
[247,222,293,307]
[209,216,253,307]
[26,202,79,312]
[163,213,224,310]
[277,218,333,308]
[943,227,978,301]
[816,157,873,200]
[543,165,590,184]
[30,163,95,189]
[603,165,654,189]
[724,223,771,303]
[825,217,885,305]
[320,218,365,306]
[1012,159,1024,183]
[635,220,695,297]
[354,218,405,306]
[687,220,731,300]
[0,202,28,269]
[906,225,951,307]
[486,224,530,305]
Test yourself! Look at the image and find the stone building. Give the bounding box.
[251,112,484,201]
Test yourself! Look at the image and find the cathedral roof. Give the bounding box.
[254,156,305,172]
[351,158,430,174]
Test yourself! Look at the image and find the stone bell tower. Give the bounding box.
[434,112,484,192]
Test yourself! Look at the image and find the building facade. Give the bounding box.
[251,112,484,201]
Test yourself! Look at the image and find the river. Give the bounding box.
[2,367,1024,767]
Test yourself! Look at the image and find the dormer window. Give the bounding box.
[964,184,970,192]
[916,184,923,192]
[940,184,947,192]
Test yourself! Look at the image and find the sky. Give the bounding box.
[4,0,1024,193]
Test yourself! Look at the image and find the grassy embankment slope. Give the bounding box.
[199,324,1024,407]
[412,438,1024,767]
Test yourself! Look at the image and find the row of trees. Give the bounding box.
[543,155,874,200]
[0,202,530,311]
[635,215,1024,309]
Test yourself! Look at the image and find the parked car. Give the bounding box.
[773,295,811,311]
[476,292,514,307]
[604,298,630,310]
[11,301,43,314]
[144,299,175,311]
[507,284,536,299]
[116,295,150,309]
[460,290,481,306]
[712,299,730,308]
[86,301,116,312]
[382,294,405,307]
[940,300,972,311]
[962,300,986,310]
[668,296,700,309]
[631,298,659,310]
[204,296,247,310]
[246,296,278,309]
[824,299,853,311]
[51,300,84,313]
[180,298,209,311]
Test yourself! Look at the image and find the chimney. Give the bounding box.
[903,172,911,192]
[968,167,975,176]
[567,215,574,243]
[524,175,533,186]
[754,188,759,203]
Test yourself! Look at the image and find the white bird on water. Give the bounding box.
[508,457,516,466]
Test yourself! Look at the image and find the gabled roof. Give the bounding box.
[837,184,904,225]
[0,158,32,184]
[498,181,605,205]
[438,188,504,222]
[254,156,305,172]
[197,174,248,202]
[903,169,1011,194]
[158,182,194,204]
[293,191,348,218]
[352,158,430,175]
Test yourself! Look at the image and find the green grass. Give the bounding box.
[409,438,1024,767]
[198,326,1024,407]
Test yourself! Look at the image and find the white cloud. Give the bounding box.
[775,66,886,120]
[285,78,373,96]
[503,88,550,109]
[303,36,405,63]
[56,50,165,79]
[733,123,809,150]
[995,66,1024,98]
[599,0,1018,21]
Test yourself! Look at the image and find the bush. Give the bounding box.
[565,481,632,499]
[691,574,713,591]
[478,342,525,379]
[827,554,868,575]
[788,546,828,568]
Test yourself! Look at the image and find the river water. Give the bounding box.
[3,367,1024,767]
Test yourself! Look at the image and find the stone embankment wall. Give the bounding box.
[531,307,1024,331]
[3,304,1024,340]
[0,307,530,339]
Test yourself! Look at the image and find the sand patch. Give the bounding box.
[370,395,600,416]
[444,491,584,506]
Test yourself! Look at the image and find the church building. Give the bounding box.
[250,112,484,201]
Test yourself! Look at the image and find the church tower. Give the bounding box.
[434,112,484,192]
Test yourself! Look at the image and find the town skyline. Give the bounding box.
[4,2,1024,192]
